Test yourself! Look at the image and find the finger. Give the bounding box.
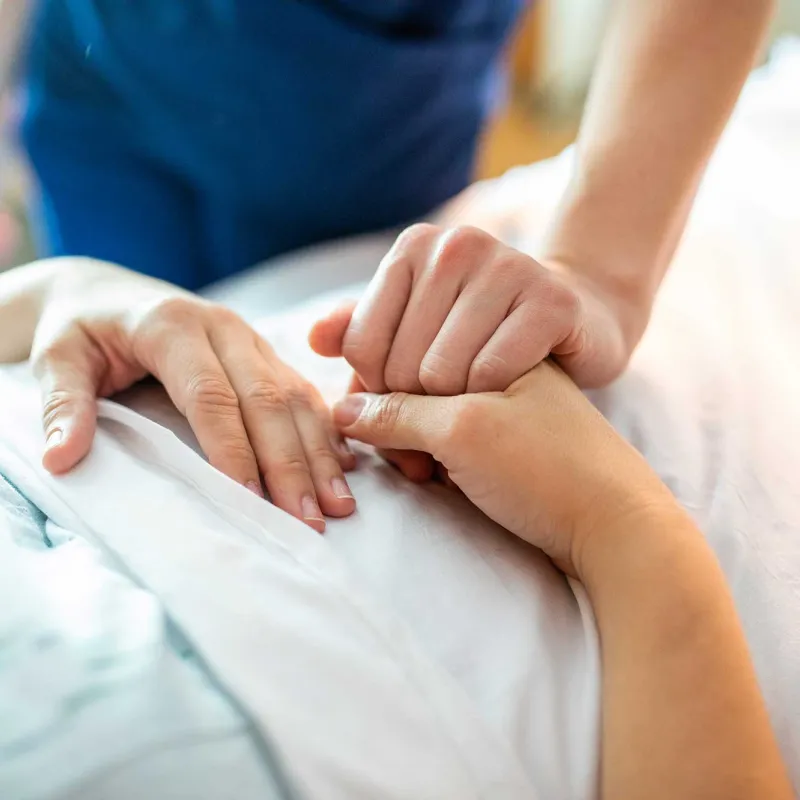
[333,391,457,455]
[342,223,439,392]
[346,372,365,394]
[385,226,498,394]
[332,431,357,471]
[466,301,574,394]
[377,449,436,482]
[32,330,102,475]
[418,278,513,396]
[308,301,357,358]
[341,372,431,479]
[382,269,460,394]
[213,332,326,531]
[288,393,356,518]
[150,327,263,495]
[435,462,459,490]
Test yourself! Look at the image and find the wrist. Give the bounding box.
[547,257,652,357]
[541,173,669,350]
[573,489,701,598]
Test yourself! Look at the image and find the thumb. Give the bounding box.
[333,391,456,455]
[308,300,357,357]
[33,342,101,475]
[342,372,435,482]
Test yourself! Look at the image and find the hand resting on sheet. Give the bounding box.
[0,258,356,531]
[0,225,640,523]
[0,254,794,798]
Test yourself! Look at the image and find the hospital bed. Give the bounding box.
[1,39,800,800]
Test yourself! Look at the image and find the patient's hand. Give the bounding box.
[19,258,355,531]
[331,361,673,578]
[310,222,633,396]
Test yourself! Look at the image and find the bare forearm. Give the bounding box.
[579,502,792,800]
[543,0,775,344]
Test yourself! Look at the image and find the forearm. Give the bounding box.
[579,501,792,800]
[542,0,775,344]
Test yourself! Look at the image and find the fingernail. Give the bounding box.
[301,494,324,523]
[334,394,368,427]
[246,480,264,498]
[331,476,353,500]
[45,429,63,450]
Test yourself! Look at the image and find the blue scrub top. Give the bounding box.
[22,1,524,289]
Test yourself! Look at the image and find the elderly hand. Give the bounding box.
[25,258,355,531]
[331,360,673,578]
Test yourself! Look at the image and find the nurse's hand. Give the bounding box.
[310,223,636,396]
[25,259,355,531]
[331,360,673,578]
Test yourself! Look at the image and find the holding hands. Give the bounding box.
[5,221,644,539]
[311,222,635,395]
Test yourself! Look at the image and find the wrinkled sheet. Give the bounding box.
[2,38,800,800]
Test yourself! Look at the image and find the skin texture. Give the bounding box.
[311,0,776,410]
[330,363,794,800]
[0,0,777,506]
[0,259,355,531]
[310,0,776,483]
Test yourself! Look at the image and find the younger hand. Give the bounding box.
[310,222,635,482]
[331,361,673,578]
[311,222,633,396]
[28,259,355,531]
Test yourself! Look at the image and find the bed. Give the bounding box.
[1,39,799,800]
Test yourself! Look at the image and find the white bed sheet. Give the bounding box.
[1,39,800,800]
[202,38,800,795]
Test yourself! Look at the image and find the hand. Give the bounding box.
[331,360,673,578]
[310,222,635,396]
[30,259,356,531]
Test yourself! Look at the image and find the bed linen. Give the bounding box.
[2,38,800,800]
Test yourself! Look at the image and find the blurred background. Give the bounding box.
[1,0,800,273]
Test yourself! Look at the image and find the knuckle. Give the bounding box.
[304,444,341,468]
[41,389,86,428]
[341,332,371,372]
[383,360,422,393]
[206,303,245,332]
[131,296,200,347]
[282,383,316,413]
[218,439,259,468]
[148,295,198,326]
[371,394,409,435]
[434,225,493,275]
[188,373,239,412]
[418,359,462,396]
[342,337,386,388]
[270,452,312,480]
[242,379,288,411]
[468,355,507,390]
[395,222,440,250]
